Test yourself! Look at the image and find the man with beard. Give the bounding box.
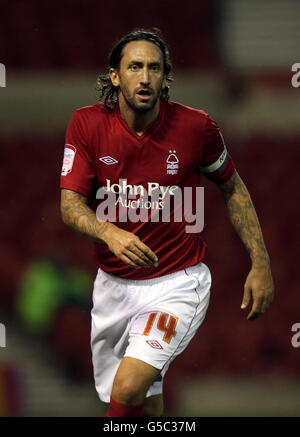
[60,29,274,417]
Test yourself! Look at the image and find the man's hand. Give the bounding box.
[241,264,274,321]
[101,223,158,269]
[217,172,274,320]
[61,189,158,269]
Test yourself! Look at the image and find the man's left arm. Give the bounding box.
[217,170,274,321]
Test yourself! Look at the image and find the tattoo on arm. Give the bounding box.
[60,189,109,242]
[217,171,270,266]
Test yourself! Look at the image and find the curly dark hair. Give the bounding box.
[96,28,173,110]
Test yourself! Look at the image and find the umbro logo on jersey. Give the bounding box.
[146,340,163,350]
[99,156,118,165]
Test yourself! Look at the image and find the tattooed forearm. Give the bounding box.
[217,171,270,266]
[60,189,112,242]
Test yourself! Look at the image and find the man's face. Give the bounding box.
[110,40,166,113]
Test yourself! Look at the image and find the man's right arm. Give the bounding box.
[60,189,158,268]
[61,188,108,242]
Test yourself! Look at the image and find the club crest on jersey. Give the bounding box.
[166,149,179,175]
[61,144,76,176]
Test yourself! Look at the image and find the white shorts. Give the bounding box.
[90,262,211,403]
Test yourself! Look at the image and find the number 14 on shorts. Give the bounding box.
[143,312,178,344]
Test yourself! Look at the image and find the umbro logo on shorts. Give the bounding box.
[99,156,118,165]
[146,340,163,350]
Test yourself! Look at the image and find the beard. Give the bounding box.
[119,84,162,113]
[127,96,158,113]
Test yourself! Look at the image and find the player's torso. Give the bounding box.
[86,101,206,191]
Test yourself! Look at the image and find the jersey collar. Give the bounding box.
[115,100,165,141]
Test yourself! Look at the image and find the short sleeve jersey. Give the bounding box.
[60,101,235,279]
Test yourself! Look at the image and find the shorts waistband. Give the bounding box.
[98,264,202,286]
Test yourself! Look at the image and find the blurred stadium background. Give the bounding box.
[0,0,299,417]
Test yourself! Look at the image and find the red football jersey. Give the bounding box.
[60,100,235,279]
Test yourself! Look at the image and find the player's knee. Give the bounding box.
[112,379,146,405]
